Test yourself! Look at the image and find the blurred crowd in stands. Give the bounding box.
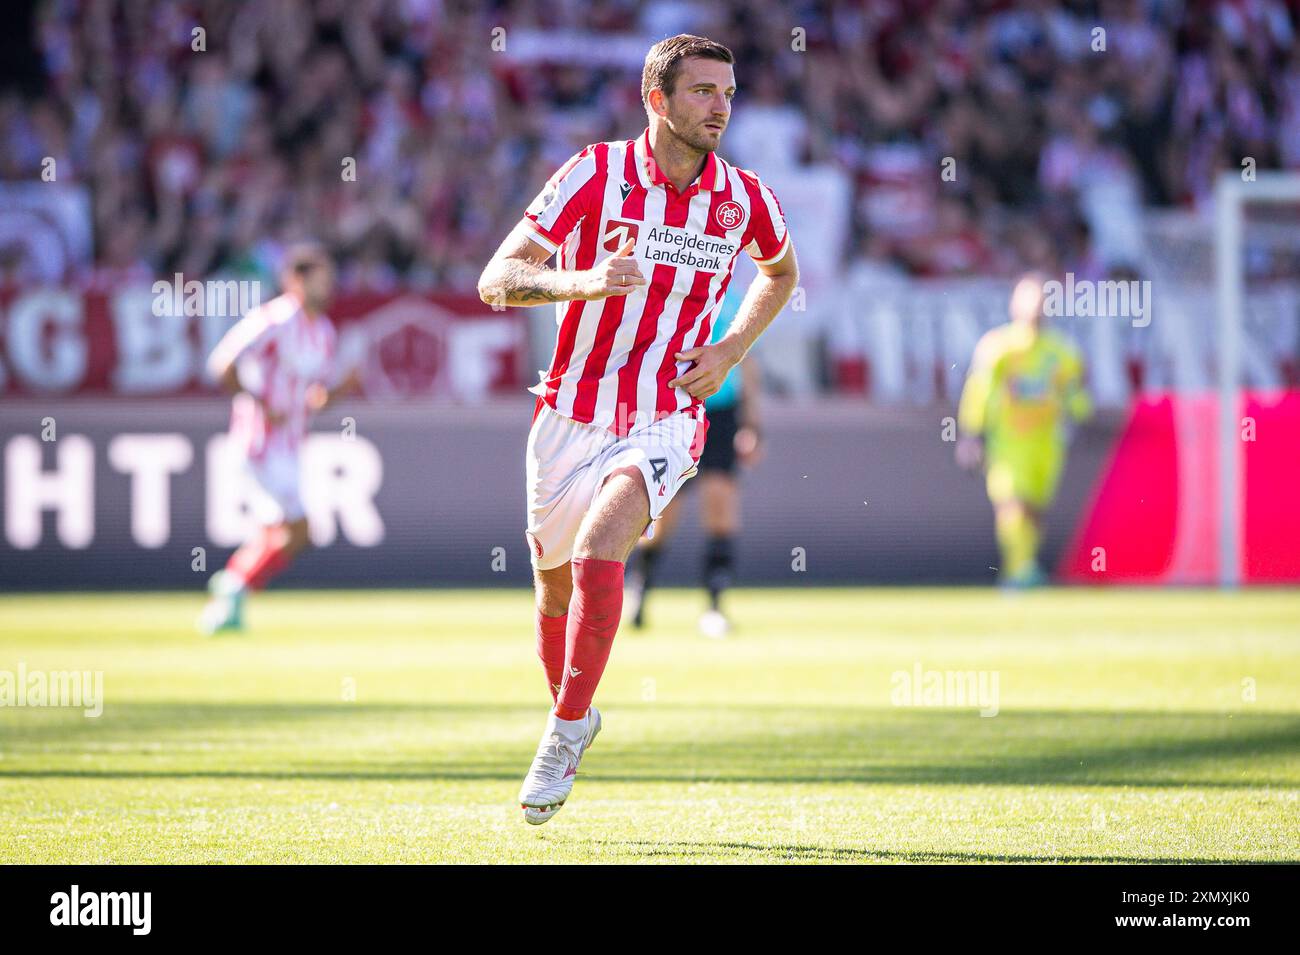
[2,0,1297,291]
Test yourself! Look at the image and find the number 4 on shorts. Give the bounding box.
[649,457,668,482]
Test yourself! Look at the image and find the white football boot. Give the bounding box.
[197,571,245,636]
[698,608,731,639]
[518,706,602,825]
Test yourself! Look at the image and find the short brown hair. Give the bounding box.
[280,241,330,277]
[641,35,734,107]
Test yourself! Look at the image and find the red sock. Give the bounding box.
[555,557,623,721]
[536,611,568,703]
[227,528,295,591]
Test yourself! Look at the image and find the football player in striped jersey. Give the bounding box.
[198,244,358,635]
[478,34,798,824]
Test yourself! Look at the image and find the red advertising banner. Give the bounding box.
[1058,391,1300,584]
[0,285,525,400]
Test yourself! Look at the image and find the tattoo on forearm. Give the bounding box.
[485,259,571,305]
[515,286,562,303]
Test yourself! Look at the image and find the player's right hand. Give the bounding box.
[578,239,646,300]
[955,435,984,472]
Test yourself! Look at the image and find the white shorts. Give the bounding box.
[525,401,707,570]
[244,447,305,526]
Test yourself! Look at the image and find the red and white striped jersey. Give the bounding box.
[522,127,790,435]
[208,293,338,460]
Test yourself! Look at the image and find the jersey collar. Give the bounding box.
[633,127,725,194]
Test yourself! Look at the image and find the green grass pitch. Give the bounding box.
[1,588,1297,864]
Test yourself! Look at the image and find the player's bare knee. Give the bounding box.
[537,595,569,617]
[575,469,649,563]
[534,565,572,616]
[701,474,738,534]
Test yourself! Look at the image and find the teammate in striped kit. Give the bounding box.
[198,244,357,635]
[478,35,799,823]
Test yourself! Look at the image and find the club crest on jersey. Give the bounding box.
[714,200,746,231]
[526,532,544,559]
[603,220,639,253]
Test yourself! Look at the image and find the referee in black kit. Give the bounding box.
[624,284,763,638]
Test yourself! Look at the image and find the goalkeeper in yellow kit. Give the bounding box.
[957,273,1091,587]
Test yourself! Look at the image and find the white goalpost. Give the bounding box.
[1214,171,1300,587]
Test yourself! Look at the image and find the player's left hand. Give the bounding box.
[669,341,741,400]
[735,425,763,467]
[305,382,330,412]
